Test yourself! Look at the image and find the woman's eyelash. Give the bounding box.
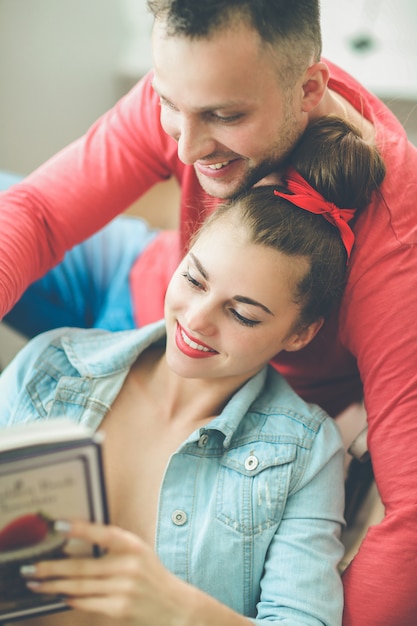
[230,310,260,327]
[181,270,260,327]
[181,271,203,289]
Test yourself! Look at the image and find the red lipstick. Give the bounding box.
[175,323,218,359]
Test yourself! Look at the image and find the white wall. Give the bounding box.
[321,0,417,101]
[0,0,416,177]
[320,0,417,144]
[0,0,153,175]
[0,324,27,371]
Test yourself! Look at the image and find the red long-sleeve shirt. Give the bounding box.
[1,62,417,624]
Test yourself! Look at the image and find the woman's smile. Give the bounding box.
[175,322,218,359]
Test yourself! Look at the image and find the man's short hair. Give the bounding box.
[147,0,322,86]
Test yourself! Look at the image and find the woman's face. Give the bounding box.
[164,213,320,385]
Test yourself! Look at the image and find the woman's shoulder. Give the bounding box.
[224,367,344,499]
[245,366,342,450]
[0,323,166,428]
[1,322,165,388]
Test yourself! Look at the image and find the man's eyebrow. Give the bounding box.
[190,253,273,315]
[152,82,247,112]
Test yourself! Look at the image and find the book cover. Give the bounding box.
[0,419,108,622]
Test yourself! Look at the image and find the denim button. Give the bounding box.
[245,454,259,471]
[198,433,209,447]
[171,510,187,526]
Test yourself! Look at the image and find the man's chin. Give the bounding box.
[195,164,281,200]
[195,172,242,200]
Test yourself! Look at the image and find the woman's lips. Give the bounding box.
[175,323,218,359]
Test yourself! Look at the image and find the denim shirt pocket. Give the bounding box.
[216,442,296,535]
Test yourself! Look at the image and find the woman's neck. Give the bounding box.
[132,346,245,429]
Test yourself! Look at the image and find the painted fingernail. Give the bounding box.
[26,580,41,589]
[20,564,37,577]
[54,520,72,533]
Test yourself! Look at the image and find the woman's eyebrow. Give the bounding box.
[233,295,273,316]
[189,253,208,279]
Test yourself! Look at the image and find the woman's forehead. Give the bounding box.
[189,217,308,296]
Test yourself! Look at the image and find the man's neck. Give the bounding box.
[312,87,375,141]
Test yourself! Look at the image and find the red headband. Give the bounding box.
[273,167,356,260]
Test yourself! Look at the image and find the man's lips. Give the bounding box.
[194,158,239,179]
[175,323,218,359]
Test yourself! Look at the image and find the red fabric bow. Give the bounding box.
[273,167,356,260]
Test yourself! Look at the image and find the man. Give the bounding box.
[0,2,416,624]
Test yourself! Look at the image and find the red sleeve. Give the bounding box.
[0,71,179,319]
[341,248,417,625]
[340,132,417,624]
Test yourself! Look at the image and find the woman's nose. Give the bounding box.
[185,300,217,336]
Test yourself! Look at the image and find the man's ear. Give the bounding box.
[301,61,329,112]
[284,317,324,352]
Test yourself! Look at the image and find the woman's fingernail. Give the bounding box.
[54,520,72,533]
[20,564,37,577]
[26,580,42,589]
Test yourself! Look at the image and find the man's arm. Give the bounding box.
[340,198,417,625]
[0,72,175,320]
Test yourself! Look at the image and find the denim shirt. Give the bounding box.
[0,321,345,625]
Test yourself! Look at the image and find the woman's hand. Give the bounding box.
[20,520,194,625]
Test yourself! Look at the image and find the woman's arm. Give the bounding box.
[20,416,345,626]
[22,520,253,626]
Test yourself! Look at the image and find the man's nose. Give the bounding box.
[176,117,217,165]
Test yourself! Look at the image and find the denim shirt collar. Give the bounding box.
[56,319,268,449]
[60,320,166,377]
[206,370,268,448]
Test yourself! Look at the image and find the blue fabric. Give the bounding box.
[0,321,345,625]
[1,169,157,336]
[0,170,22,190]
[4,214,158,336]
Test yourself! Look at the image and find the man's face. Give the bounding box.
[152,19,307,199]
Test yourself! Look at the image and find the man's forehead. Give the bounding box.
[152,77,255,112]
[151,14,273,72]
[152,50,281,111]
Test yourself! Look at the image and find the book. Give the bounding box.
[0,418,108,622]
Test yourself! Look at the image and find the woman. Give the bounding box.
[0,117,385,626]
